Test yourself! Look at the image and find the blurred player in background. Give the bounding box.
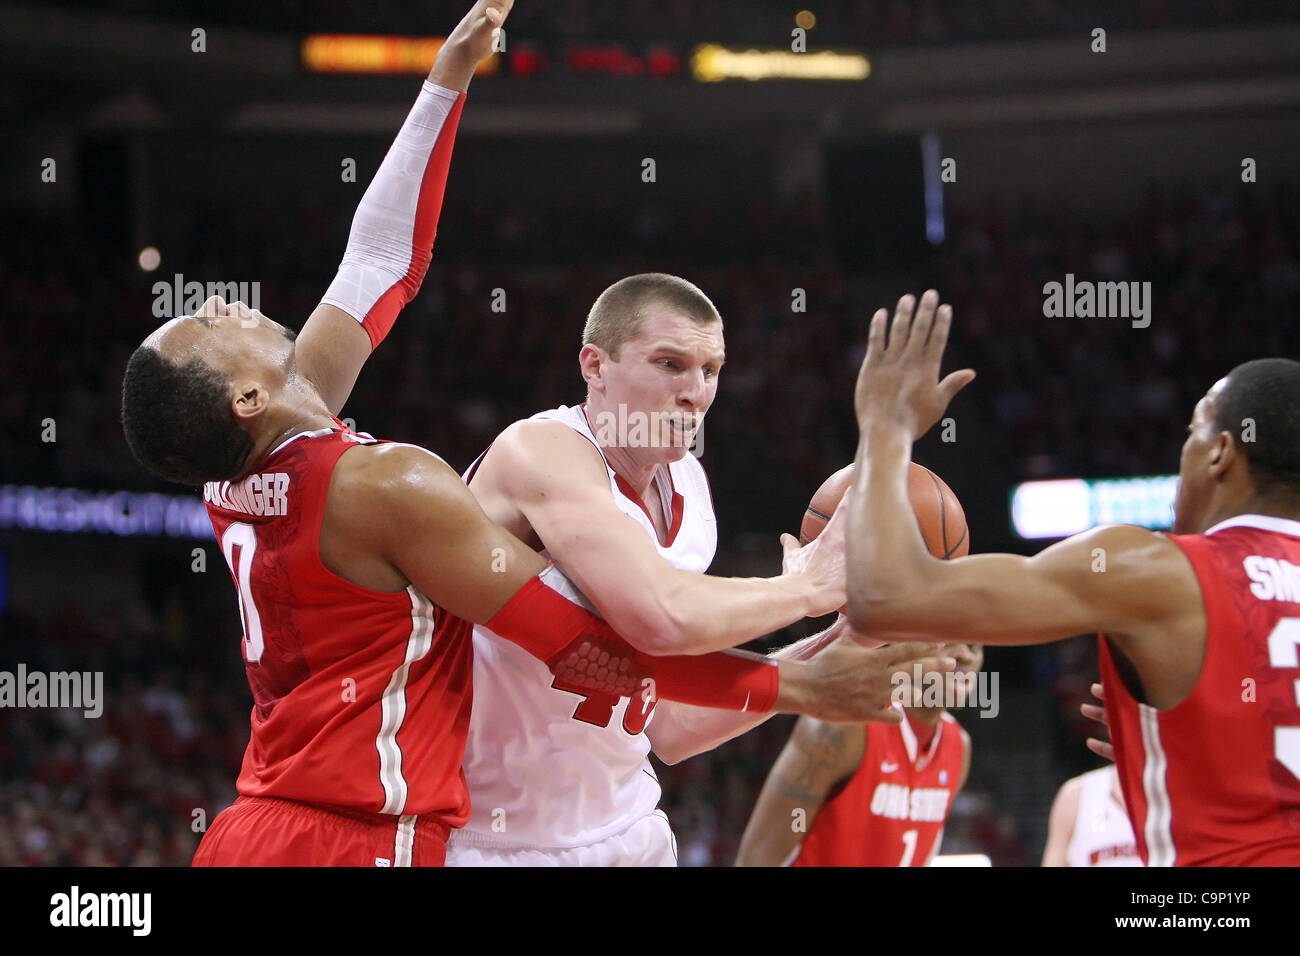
[1042,765,1141,867]
[845,289,1300,866]
[120,1,899,866]
[736,643,979,866]
[441,273,954,866]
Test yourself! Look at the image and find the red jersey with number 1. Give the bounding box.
[203,424,473,825]
[793,708,965,867]
[1098,514,1300,866]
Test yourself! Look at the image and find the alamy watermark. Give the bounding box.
[50,886,150,936]
[891,666,999,718]
[1042,274,1151,329]
[588,406,705,458]
[152,274,262,318]
[0,664,103,718]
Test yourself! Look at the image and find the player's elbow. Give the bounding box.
[651,742,690,766]
[601,602,681,657]
[845,556,934,632]
[608,578,706,656]
[846,582,982,642]
[845,583,910,635]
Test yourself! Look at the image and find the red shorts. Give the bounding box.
[192,795,452,867]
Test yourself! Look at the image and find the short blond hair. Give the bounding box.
[582,273,722,359]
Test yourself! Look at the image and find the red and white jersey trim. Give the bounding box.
[1138,703,1175,866]
[376,587,438,815]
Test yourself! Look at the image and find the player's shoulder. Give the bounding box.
[1050,523,1198,602]
[330,441,460,499]
[490,417,607,485]
[1071,522,1183,559]
[1055,770,1089,801]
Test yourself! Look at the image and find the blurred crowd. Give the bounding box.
[0,605,242,866]
[46,0,1296,46]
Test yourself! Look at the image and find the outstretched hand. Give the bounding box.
[854,289,975,441]
[430,0,514,90]
[1081,681,1115,763]
[797,637,957,724]
[779,487,851,617]
[446,0,512,65]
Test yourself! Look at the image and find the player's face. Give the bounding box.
[1171,379,1227,534]
[944,642,982,697]
[142,298,297,391]
[601,306,725,460]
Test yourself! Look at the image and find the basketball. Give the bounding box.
[799,462,970,560]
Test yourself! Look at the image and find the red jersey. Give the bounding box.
[1098,514,1300,866]
[203,425,473,825]
[793,708,966,866]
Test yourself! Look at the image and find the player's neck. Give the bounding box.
[1198,483,1300,532]
[906,707,945,727]
[239,381,337,477]
[582,405,659,498]
[1233,491,1300,525]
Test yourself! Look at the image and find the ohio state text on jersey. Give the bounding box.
[794,708,965,867]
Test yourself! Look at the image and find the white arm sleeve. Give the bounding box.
[320,80,463,345]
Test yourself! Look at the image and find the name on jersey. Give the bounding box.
[869,783,951,822]
[1243,555,1300,603]
[203,473,289,517]
[1090,844,1138,865]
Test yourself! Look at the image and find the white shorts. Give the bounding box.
[445,809,678,867]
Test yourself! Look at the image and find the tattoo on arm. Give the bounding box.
[778,722,850,805]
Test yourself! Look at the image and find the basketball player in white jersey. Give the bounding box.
[1042,765,1142,867]
[445,273,952,865]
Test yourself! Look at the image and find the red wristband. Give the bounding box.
[486,573,780,714]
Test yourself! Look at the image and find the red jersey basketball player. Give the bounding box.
[736,643,979,866]
[846,289,1300,866]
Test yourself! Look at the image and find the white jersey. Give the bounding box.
[1066,766,1143,867]
[453,403,717,849]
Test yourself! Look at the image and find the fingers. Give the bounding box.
[938,368,977,405]
[910,654,958,676]
[881,641,943,665]
[863,307,889,365]
[906,289,940,357]
[779,532,800,558]
[1080,702,1108,726]
[1086,737,1116,763]
[888,294,915,352]
[925,301,951,356]
[1091,681,1106,702]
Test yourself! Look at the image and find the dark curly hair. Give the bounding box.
[1213,358,1300,496]
[121,346,254,486]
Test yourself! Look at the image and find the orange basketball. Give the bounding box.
[799,462,969,560]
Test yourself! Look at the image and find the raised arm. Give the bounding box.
[844,292,1204,705]
[735,717,865,866]
[476,419,847,656]
[294,0,512,414]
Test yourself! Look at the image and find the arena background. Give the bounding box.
[0,0,1296,866]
